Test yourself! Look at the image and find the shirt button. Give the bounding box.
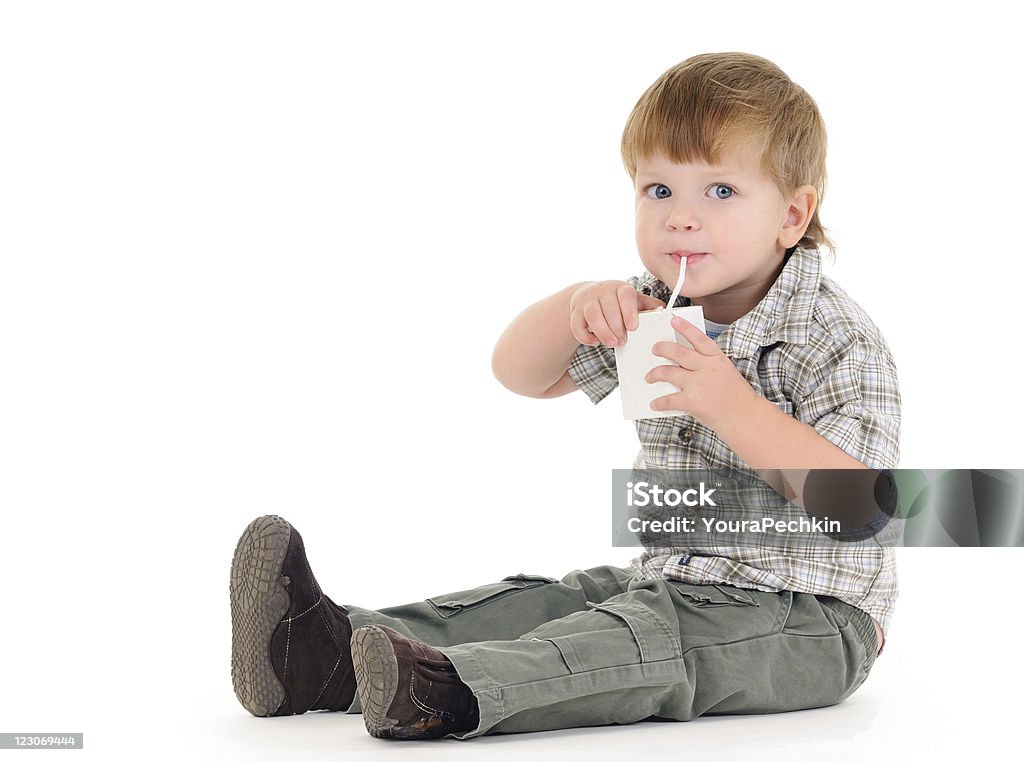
[678,428,693,445]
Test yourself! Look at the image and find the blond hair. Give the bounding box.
[621,52,834,254]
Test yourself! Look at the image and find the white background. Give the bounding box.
[1,1,1021,760]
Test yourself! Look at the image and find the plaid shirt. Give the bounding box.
[568,247,902,636]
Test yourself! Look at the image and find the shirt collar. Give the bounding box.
[718,246,821,358]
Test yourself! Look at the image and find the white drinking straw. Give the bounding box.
[666,257,687,310]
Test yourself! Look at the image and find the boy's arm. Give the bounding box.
[491,282,590,398]
[718,401,886,522]
[717,396,868,471]
[492,280,666,398]
[649,317,899,511]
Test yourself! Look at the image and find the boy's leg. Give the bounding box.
[230,514,637,717]
[358,576,877,737]
[340,565,637,712]
[343,563,636,646]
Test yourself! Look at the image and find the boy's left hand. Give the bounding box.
[645,315,758,431]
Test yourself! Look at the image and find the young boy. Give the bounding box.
[230,51,899,740]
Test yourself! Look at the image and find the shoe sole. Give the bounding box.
[230,515,292,717]
[351,626,400,738]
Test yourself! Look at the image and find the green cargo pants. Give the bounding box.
[343,565,878,737]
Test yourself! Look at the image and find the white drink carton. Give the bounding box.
[613,305,705,420]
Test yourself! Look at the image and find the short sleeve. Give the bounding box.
[567,343,618,404]
[794,332,902,469]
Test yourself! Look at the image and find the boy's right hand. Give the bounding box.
[569,281,667,347]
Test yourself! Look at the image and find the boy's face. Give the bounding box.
[633,144,814,322]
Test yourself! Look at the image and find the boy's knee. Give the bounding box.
[559,564,636,599]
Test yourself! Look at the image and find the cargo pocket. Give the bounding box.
[426,573,558,618]
[536,599,682,674]
[672,583,761,608]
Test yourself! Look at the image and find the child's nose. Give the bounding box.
[665,202,700,231]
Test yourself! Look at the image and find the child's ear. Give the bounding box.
[779,184,817,248]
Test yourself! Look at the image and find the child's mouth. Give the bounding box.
[670,252,707,265]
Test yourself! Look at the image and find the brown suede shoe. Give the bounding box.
[351,625,479,739]
[230,515,355,717]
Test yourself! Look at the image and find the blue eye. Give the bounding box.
[709,184,734,200]
[645,184,671,199]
